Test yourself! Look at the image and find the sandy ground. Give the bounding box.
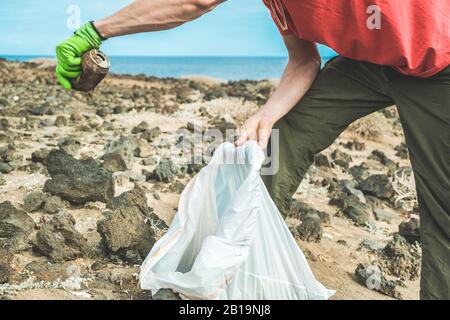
[0,59,420,300]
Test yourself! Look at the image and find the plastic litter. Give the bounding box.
[140,141,335,300]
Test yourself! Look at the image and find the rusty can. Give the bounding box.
[71,49,110,92]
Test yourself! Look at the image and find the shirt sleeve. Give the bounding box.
[262,0,294,36]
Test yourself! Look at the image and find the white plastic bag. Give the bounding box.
[140,141,335,300]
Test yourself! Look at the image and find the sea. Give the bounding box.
[1,55,335,81]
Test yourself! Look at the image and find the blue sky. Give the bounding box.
[0,0,335,57]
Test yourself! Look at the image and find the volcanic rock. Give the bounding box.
[398,218,420,244]
[0,249,13,284]
[31,148,50,163]
[23,191,48,212]
[349,163,371,182]
[360,174,395,200]
[43,195,66,214]
[102,151,128,173]
[34,212,88,263]
[395,143,409,160]
[314,154,331,168]
[55,115,67,127]
[0,201,35,251]
[331,149,352,170]
[43,149,115,204]
[149,159,179,182]
[380,234,421,281]
[131,121,150,134]
[97,186,167,260]
[297,213,323,242]
[140,127,161,142]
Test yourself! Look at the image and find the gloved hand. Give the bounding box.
[55,22,104,90]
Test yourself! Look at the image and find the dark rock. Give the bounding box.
[343,203,374,226]
[297,213,323,242]
[359,239,385,252]
[43,195,66,214]
[289,200,330,225]
[150,159,179,182]
[96,108,111,117]
[132,121,150,134]
[204,87,227,101]
[369,150,398,173]
[331,149,352,170]
[57,137,81,156]
[349,163,371,182]
[0,162,12,174]
[398,218,420,244]
[337,239,348,246]
[0,201,35,251]
[43,149,115,204]
[29,105,51,116]
[339,179,366,204]
[152,288,181,300]
[55,116,67,127]
[0,249,13,284]
[186,156,206,175]
[0,98,8,107]
[140,127,161,142]
[314,154,331,168]
[97,186,167,258]
[104,135,138,170]
[169,180,185,194]
[91,260,106,271]
[343,139,366,151]
[124,250,143,265]
[360,174,395,200]
[34,212,88,263]
[25,260,69,282]
[374,208,396,223]
[381,234,421,281]
[321,177,339,192]
[113,106,125,114]
[0,118,10,131]
[23,191,48,212]
[395,143,409,160]
[0,144,17,163]
[354,263,402,299]
[31,148,50,163]
[102,151,128,173]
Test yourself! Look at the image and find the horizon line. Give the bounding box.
[1,54,292,59]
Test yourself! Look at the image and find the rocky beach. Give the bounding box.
[0,58,421,300]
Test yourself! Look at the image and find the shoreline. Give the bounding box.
[0,55,335,82]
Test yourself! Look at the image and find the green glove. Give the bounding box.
[55,22,104,90]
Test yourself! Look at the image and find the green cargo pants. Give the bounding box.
[263,56,450,300]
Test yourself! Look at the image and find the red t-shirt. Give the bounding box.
[263,0,450,77]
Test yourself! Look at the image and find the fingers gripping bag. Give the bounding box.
[140,141,335,300]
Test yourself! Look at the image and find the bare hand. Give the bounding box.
[235,112,275,149]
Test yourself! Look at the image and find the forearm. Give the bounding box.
[94,0,225,38]
[258,57,320,122]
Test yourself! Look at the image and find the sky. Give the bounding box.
[0,0,335,57]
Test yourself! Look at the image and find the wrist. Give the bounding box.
[75,22,104,48]
[90,21,108,41]
[257,108,279,125]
